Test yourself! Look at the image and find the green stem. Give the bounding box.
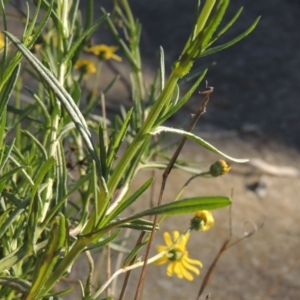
[106,72,179,195]
[41,237,88,295]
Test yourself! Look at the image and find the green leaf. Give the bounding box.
[0,239,48,273]
[84,230,121,251]
[135,196,231,217]
[200,0,229,49]
[22,130,48,161]
[0,209,12,234]
[103,75,121,95]
[27,215,66,299]
[0,138,12,174]
[39,172,93,234]
[156,69,207,126]
[62,14,108,64]
[0,0,52,90]
[123,239,148,266]
[9,153,34,186]
[208,7,244,47]
[101,8,139,71]
[83,196,230,240]
[31,156,56,201]
[106,178,153,222]
[4,32,104,180]
[200,16,261,57]
[99,123,108,179]
[106,108,133,170]
[0,64,20,121]
[194,0,216,37]
[0,109,6,152]
[56,141,67,204]
[150,126,248,163]
[0,198,29,239]
[0,277,31,294]
[159,46,165,90]
[0,166,28,184]
[119,218,159,232]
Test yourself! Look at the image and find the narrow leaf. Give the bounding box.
[0,277,31,294]
[62,14,108,64]
[136,196,231,216]
[106,178,153,222]
[150,126,248,163]
[84,230,121,251]
[4,32,104,179]
[120,218,159,232]
[0,166,28,184]
[31,156,56,200]
[155,69,207,126]
[159,46,165,90]
[0,199,29,239]
[0,64,20,120]
[27,215,66,299]
[200,16,261,57]
[106,108,133,170]
[83,197,230,240]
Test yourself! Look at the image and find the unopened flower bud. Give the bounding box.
[209,160,231,177]
[190,210,214,231]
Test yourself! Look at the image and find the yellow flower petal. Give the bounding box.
[177,263,194,281]
[74,59,96,74]
[182,258,201,274]
[192,210,215,231]
[0,32,5,49]
[178,231,190,248]
[84,44,122,62]
[156,245,168,252]
[174,262,184,279]
[163,231,173,247]
[184,256,203,268]
[154,231,202,281]
[153,256,169,265]
[167,262,175,277]
[172,231,180,243]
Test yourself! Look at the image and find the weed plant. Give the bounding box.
[0,0,259,299]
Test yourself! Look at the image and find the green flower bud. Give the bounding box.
[209,160,231,177]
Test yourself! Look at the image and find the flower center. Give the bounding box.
[167,249,183,261]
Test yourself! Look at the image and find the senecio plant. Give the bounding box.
[0,0,259,299]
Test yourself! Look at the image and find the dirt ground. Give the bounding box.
[2,1,300,299]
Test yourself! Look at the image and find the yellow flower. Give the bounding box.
[84,44,122,62]
[154,231,202,281]
[0,32,5,49]
[209,159,231,177]
[191,210,214,231]
[74,59,97,74]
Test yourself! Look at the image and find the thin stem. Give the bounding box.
[134,87,213,300]
[118,231,145,300]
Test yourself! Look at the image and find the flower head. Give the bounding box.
[191,210,214,231]
[209,159,231,177]
[74,59,97,74]
[84,44,122,62]
[0,32,6,49]
[154,231,202,281]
